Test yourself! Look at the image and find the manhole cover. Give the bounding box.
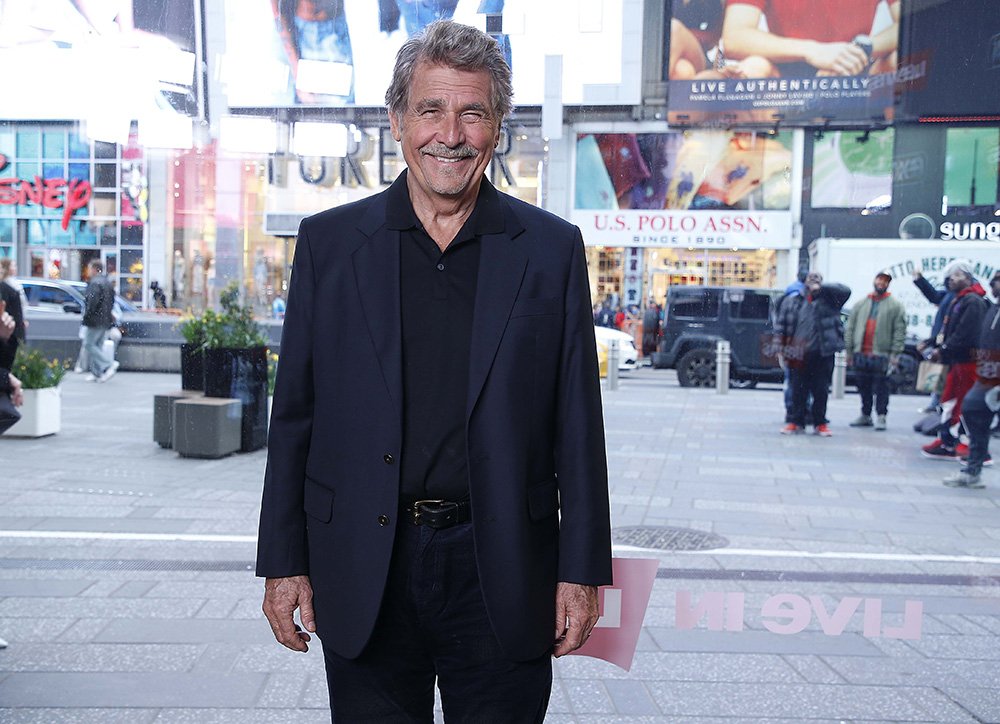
[613,526,728,551]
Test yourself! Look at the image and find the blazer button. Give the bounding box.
[378,515,390,526]
[383,453,394,465]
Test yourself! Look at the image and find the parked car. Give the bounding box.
[20,277,138,316]
[650,284,920,393]
[594,325,639,371]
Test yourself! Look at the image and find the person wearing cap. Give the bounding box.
[922,261,989,461]
[912,263,961,413]
[943,270,1000,488]
[844,271,907,430]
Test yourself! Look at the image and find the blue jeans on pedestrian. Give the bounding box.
[322,519,551,722]
[960,382,993,474]
[81,325,111,377]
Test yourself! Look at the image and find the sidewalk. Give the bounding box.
[1,370,998,722]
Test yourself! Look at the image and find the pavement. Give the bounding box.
[0,368,998,723]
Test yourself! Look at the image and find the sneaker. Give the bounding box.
[98,360,119,383]
[958,452,993,467]
[921,440,956,460]
[780,423,803,435]
[874,415,887,431]
[955,443,969,457]
[84,373,98,382]
[814,424,832,437]
[849,415,873,427]
[942,470,985,488]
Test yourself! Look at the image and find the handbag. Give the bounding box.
[915,360,946,394]
[0,394,21,435]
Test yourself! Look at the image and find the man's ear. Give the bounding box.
[389,112,402,142]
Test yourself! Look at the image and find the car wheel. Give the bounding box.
[676,348,716,388]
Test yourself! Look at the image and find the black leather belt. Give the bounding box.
[403,499,471,529]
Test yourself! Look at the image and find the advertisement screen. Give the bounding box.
[810,129,894,209]
[221,0,633,108]
[666,0,900,125]
[572,131,794,248]
[0,0,199,120]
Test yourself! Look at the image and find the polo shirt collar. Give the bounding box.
[386,169,504,236]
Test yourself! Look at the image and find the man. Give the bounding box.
[922,262,988,461]
[257,21,612,722]
[81,260,119,383]
[912,263,959,413]
[720,0,900,78]
[0,261,26,371]
[641,297,661,359]
[774,271,851,436]
[943,270,1000,488]
[845,272,906,430]
[776,270,807,424]
[0,303,25,436]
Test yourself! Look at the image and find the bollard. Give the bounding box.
[832,350,847,399]
[715,340,730,394]
[607,340,620,391]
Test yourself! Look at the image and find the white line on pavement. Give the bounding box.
[1,530,998,565]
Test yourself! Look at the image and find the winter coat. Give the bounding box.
[774,282,851,359]
[913,275,953,345]
[975,302,1000,386]
[844,293,907,357]
[82,274,116,330]
[939,284,988,364]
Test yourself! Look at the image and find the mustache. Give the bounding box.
[420,144,478,159]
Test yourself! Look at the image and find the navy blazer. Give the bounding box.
[257,175,612,661]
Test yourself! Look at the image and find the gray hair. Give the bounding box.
[385,20,513,125]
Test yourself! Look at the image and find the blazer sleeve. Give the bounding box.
[553,231,613,587]
[256,222,317,579]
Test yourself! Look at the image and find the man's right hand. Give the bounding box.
[0,307,14,343]
[263,575,316,652]
[806,41,869,76]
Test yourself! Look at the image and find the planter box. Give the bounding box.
[180,343,205,391]
[203,346,268,452]
[3,386,61,438]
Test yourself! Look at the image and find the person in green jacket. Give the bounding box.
[845,272,907,430]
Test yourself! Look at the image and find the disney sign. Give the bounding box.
[0,153,92,231]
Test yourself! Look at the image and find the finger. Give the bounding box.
[554,599,568,640]
[0,300,5,314]
[299,592,317,633]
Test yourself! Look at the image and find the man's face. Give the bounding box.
[389,62,500,207]
[873,275,889,295]
[805,272,822,292]
[990,275,1000,300]
[948,269,971,291]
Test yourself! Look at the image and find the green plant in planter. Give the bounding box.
[177,312,209,348]
[209,282,267,349]
[12,347,68,389]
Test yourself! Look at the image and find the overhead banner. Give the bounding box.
[666,0,901,125]
[572,131,793,248]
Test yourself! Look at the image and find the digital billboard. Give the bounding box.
[0,0,199,121]
[810,129,894,209]
[221,0,636,108]
[666,0,901,125]
[572,130,794,248]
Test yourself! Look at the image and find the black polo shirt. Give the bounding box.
[387,174,504,503]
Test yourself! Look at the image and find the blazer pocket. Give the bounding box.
[510,296,560,318]
[303,477,334,523]
[528,478,559,521]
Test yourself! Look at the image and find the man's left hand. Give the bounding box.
[8,373,23,407]
[553,582,599,657]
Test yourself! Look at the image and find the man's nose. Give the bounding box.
[437,113,465,146]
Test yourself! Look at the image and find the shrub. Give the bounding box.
[12,347,68,389]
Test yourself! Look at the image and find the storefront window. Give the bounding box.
[943,127,1000,210]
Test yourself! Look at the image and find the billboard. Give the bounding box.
[810,129,894,209]
[221,0,635,108]
[572,131,794,248]
[666,0,901,125]
[0,0,199,121]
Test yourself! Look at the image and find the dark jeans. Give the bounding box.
[960,382,993,474]
[789,353,835,427]
[855,368,890,416]
[322,520,551,723]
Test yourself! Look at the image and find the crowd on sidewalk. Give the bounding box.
[772,260,1000,490]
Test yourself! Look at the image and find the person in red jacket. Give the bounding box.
[922,261,989,461]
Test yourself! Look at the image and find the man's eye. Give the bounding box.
[461,112,485,122]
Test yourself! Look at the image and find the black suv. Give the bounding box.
[651,285,921,393]
[651,286,785,387]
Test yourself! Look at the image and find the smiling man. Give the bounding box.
[256,21,612,722]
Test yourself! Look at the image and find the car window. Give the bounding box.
[669,289,721,320]
[35,286,77,306]
[728,290,772,320]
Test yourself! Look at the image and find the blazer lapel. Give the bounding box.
[467,226,527,419]
[352,208,403,424]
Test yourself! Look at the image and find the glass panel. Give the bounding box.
[43,163,64,180]
[100,223,118,246]
[74,220,99,247]
[104,253,118,276]
[120,275,143,301]
[42,130,66,159]
[27,219,47,245]
[669,289,721,319]
[35,285,76,306]
[69,163,90,183]
[121,248,144,275]
[729,290,772,320]
[94,163,117,188]
[0,245,11,259]
[16,162,39,179]
[0,218,12,243]
[92,193,117,217]
[94,141,117,159]
[811,129,895,210]
[943,128,1000,209]
[16,129,39,158]
[121,223,143,245]
[68,134,91,159]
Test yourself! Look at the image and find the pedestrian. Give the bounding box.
[256,20,612,723]
[776,271,807,424]
[0,260,27,370]
[774,271,851,436]
[943,270,1000,488]
[912,263,960,413]
[81,260,119,383]
[642,297,661,358]
[845,272,907,430]
[0,304,25,437]
[921,261,988,461]
[150,280,168,309]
